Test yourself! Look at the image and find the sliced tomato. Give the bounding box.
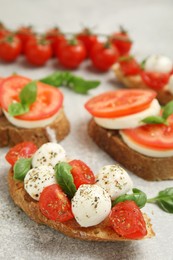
[0,75,63,120]
[140,71,169,91]
[121,115,173,150]
[5,141,37,166]
[69,159,95,189]
[119,56,141,76]
[85,89,157,118]
[39,184,74,222]
[109,201,147,239]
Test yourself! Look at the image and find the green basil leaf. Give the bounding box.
[14,158,32,181]
[112,188,147,208]
[147,187,173,213]
[19,81,37,106]
[8,102,29,116]
[162,100,173,120]
[40,71,100,94]
[55,162,76,199]
[142,115,166,125]
[140,58,147,70]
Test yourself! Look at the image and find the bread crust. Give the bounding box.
[113,65,173,105]
[0,110,70,147]
[88,119,173,181]
[8,168,154,241]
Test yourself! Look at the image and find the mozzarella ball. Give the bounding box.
[24,166,56,200]
[96,164,133,200]
[72,184,111,227]
[167,75,173,94]
[145,55,173,73]
[32,142,66,168]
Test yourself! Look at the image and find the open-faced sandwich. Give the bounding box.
[6,141,154,241]
[85,89,173,180]
[113,55,173,105]
[0,75,70,147]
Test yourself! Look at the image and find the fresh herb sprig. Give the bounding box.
[8,81,37,117]
[40,71,100,94]
[55,162,77,199]
[112,187,173,213]
[142,100,173,125]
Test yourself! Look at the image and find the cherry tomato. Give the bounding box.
[119,56,141,76]
[39,184,74,222]
[45,27,66,57]
[77,28,98,57]
[69,160,95,189]
[25,37,52,66]
[0,35,22,62]
[57,38,86,69]
[121,115,173,150]
[140,71,169,91]
[5,141,37,166]
[90,41,119,71]
[111,27,132,56]
[85,89,156,118]
[0,75,63,120]
[109,201,147,239]
[16,26,35,53]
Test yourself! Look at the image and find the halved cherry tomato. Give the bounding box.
[25,37,52,66]
[111,27,132,56]
[69,160,95,189]
[0,35,22,62]
[77,28,98,57]
[45,27,66,57]
[90,41,119,71]
[57,38,86,69]
[39,184,74,222]
[0,22,10,39]
[0,75,63,120]
[109,201,147,239]
[121,115,173,150]
[5,141,37,166]
[140,71,169,91]
[119,56,141,76]
[16,26,35,53]
[85,89,157,118]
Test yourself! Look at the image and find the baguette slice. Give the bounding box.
[113,64,173,105]
[8,168,154,241]
[88,119,173,181]
[0,109,70,148]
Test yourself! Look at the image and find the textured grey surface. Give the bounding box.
[0,0,173,259]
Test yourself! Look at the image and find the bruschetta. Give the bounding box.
[0,75,70,147]
[6,142,154,241]
[113,55,173,105]
[85,89,173,180]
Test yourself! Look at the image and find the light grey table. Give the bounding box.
[0,0,173,259]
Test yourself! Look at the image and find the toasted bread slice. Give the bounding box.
[8,168,154,241]
[0,109,70,148]
[88,119,173,181]
[113,64,173,105]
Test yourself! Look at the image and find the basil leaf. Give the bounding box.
[147,187,173,213]
[55,162,76,199]
[14,158,32,181]
[142,115,166,125]
[112,188,147,208]
[40,71,100,94]
[20,81,37,106]
[162,100,173,120]
[140,58,146,70]
[8,102,29,116]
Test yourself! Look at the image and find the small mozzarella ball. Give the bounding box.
[24,166,56,201]
[145,55,173,73]
[32,142,66,168]
[72,184,111,227]
[96,164,133,200]
[167,75,173,94]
